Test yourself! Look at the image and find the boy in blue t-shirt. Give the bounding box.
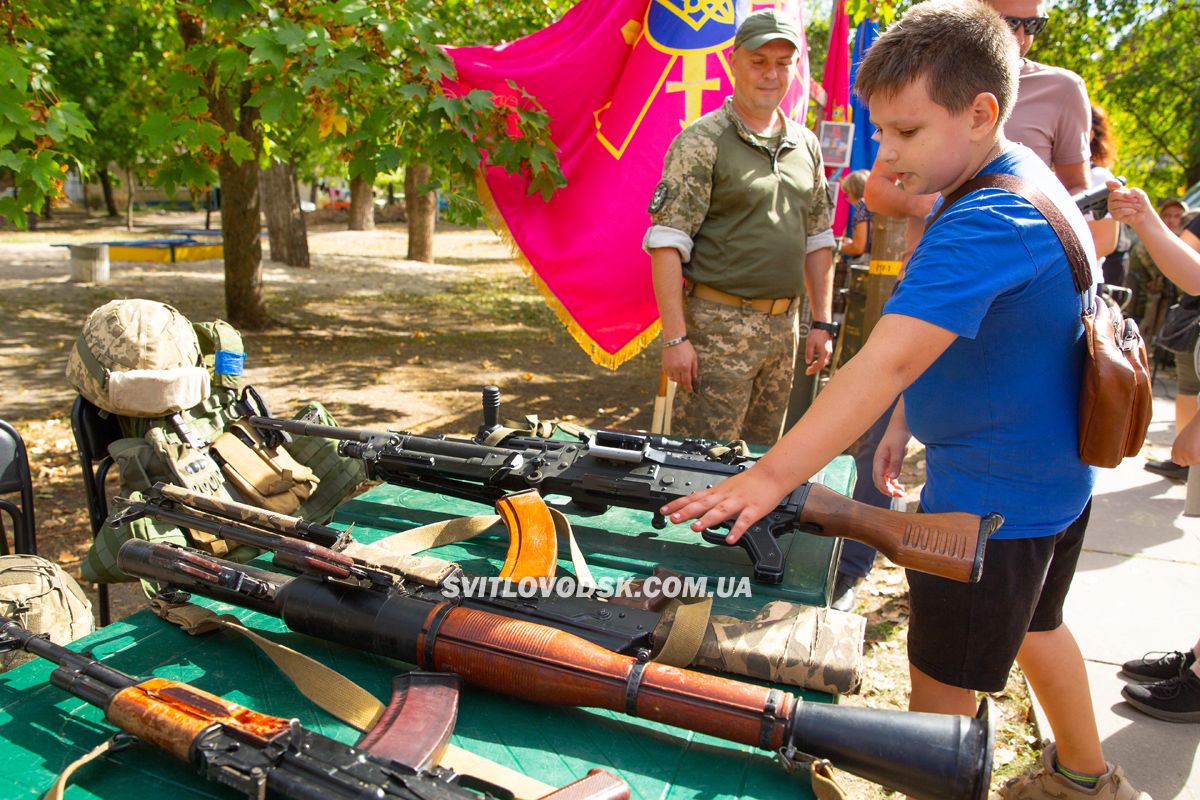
[661,1,1147,797]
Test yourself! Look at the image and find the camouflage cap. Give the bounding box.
[734,9,802,52]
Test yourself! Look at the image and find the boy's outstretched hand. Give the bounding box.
[659,467,792,544]
[1106,180,1151,228]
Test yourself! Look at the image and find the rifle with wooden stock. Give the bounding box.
[0,615,628,800]
[110,485,663,657]
[247,388,1003,584]
[116,537,996,800]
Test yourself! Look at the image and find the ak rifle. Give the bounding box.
[248,388,1002,584]
[0,615,628,800]
[118,538,996,800]
[110,485,663,657]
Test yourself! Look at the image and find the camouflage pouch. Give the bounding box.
[689,601,865,695]
[1,555,94,671]
[285,402,368,524]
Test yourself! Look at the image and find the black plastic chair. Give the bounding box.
[70,396,124,626]
[0,419,37,556]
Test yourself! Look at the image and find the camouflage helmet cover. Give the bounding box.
[66,299,210,417]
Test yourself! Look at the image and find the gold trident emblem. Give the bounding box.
[660,0,735,127]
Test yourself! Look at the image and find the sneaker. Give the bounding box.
[829,572,863,612]
[999,744,1151,799]
[1143,458,1188,482]
[1120,649,1196,682]
[1121,670,1200,723]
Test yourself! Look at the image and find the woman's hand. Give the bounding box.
[659,467,792,544]
[1106,181,1151,228]
[873,425,911,498]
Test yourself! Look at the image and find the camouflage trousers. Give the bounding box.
[672,296,799,444]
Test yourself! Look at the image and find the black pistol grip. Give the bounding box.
[699,523,785,583]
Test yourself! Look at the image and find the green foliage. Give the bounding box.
[1032,0,1199,199]
[130,0,566,219]
[0,4,92,225]
[44,0,182,219]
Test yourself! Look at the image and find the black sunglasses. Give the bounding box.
[1003,14,1049,35]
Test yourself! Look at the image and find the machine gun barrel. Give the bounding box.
[249,413,1001,585]
[119,539,995,800]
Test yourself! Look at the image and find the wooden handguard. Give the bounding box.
[801,484,996,583]
[497,490,558,581]
[106,678,292,762]
[420,606,795,752]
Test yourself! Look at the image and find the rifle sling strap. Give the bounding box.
[146,599,556,799]
[651,595,713,668]
[372,505,598,587]
[44,733,132,800]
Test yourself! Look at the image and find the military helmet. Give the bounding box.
[66,299,211,417]
[0,555,94,672]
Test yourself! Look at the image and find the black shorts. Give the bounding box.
[906,500,1091,692]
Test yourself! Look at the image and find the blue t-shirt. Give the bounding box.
[883,144,1097,539]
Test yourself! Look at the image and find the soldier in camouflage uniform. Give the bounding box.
[644,9,835,444]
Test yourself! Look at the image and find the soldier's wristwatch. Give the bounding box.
[810,321,838,334]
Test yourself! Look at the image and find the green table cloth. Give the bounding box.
[0,455,854,799]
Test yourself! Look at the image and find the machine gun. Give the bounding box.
[117,537,996,800]
[0,615,627,800]
[110,485,662,657]
[1073,176,1125,219]
[248,390,1002,584]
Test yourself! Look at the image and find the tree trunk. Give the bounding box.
[81,174,91,212]
[348,176,375,231]
[218,153,270,329]
[99,167,118,217]
[387,182,396,205]
[260,159,310,268]
[124,167,135,231]
[405,164,436,262]
[177,6,270,329]
[309,182,317,205]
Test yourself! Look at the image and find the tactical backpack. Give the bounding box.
[66,299,367,584]
[0,555,93,672]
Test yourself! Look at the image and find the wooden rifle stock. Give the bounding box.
[797,484,1001,583]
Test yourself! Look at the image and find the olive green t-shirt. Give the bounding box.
[648,98,832,299]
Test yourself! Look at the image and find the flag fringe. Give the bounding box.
[474,174,660,371]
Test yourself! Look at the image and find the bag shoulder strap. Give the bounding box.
[926,173,1093,295]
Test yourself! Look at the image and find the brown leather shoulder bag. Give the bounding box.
[927,173,1152,468]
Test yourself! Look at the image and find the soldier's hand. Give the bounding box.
[803,329,833,375]
[663,340,699,392]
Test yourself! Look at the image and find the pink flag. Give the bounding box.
[821,0,852,236]
[447,0,809,368]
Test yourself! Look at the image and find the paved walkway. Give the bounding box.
[1028,382,1200,799]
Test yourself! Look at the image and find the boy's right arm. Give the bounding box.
[662,313,956,542]
[1108,181,1200,294]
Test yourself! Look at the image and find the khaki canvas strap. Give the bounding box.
[650,595,712,667]
[372,505,597,587]
[43,734,131,800]
[147,599,554,798]
[810,760,849,800]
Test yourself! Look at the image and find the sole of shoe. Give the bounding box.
[1119,667,1176,683]
[1122,696,1200,723]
